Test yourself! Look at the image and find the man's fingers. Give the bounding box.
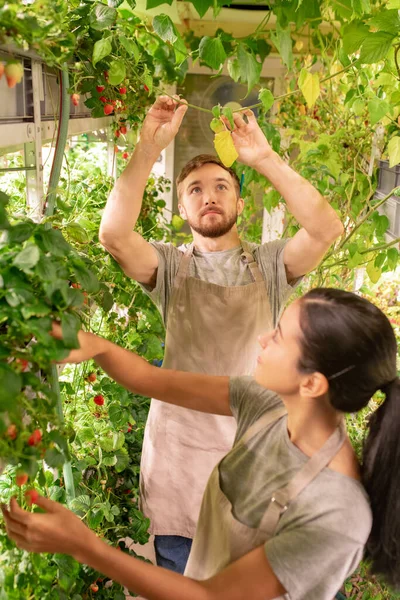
[9,497,31,524]
[50,321,63,339]
[34,494,61,513]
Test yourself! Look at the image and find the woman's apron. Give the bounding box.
[185,405,346,599]
[140,241,273,538]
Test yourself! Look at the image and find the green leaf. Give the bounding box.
[108,0,125,6]
[12,244,40,273]
[72,261,100,293]
[359,32,395,64]
[153,14,177,44]
[120,36,140,63]
[115,448,130,472]
[190,0,213,17]
[237,44,262,96]
[222,107,234,129]
[199,36,227,70]
[146,0,173,8]
[61,312,81,349]
[102,455,118,466]
[298,69,320,108]
[342,21,369,55]
[366,261,382,284]
[227,58,240,82]
[388,136,400,168]
[7,221,36,243]
[259,88,274,112]
[212,105,221,118]
[108,59,126,86]
[65,222,90,244]
[172,214,185,231]
[92,37,112,67]
[44,448,65,468]
[368,98,390,125]
[210,118,225,133]
[90,4,117,30]
[352,98,365,116]
[369,9,400,34]
[374,214,390,236]
[387,247,398,270]
[263,189,281,213]
[0,365,22,411]
[374,252,386,269]
[270,26,293,69]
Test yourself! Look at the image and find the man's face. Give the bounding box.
[178,163,244,238]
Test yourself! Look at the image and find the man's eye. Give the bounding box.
[191,187,201,194]
[217,184,227,190]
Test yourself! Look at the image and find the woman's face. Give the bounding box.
[255,300,304,396]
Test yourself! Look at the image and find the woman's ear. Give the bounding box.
[299,372,329,398]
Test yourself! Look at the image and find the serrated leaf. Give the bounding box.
[199,36,227,70]
[153,14,177,44]
[388,136,400,168]
[44,447,65,469]
[298,69,320,108]
[0,365,22,411]
[227,58,240,82]
[61,312,81,349]
[108,59,126,86]
[369,9,400,34]
[13,244,40,273]
[387,247,398,270]
[342,21,369,55]
[213,131,239,167]
[237,44,262,96]
[258,88,274,112]
[120,36,140,63]
[102,455,118,466]
[190,0,213,17]
[270,26,293,69]
[366,261,382,284]
[90,4,117,31]
[359,31,395,64]
[368,98,390,125]
[92,38,112,67]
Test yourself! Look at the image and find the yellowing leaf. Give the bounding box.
[388,136,400,168]
[213,131,238,167]
[298,69,320,108]
[366,261,382,284]
[210,118,225,133]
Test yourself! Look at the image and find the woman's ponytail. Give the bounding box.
[362,377,400,590]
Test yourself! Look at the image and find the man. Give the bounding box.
[99,96,343,574]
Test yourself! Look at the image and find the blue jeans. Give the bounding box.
[154,535,193,574]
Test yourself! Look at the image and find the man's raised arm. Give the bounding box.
[99,96,188,285]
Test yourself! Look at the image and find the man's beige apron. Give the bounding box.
[140,241,273,538]
[185,406,346,598]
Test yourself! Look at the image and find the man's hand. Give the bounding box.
[1,496,94,560]
[228,109,274,170]
[139,95,188,155]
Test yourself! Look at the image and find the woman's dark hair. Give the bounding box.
[298,288,400,590]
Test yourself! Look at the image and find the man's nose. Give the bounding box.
[258,332,273,348]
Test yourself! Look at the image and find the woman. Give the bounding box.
[2,288,400,600]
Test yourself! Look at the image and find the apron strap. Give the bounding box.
[259,421,347,536]
[173,243,194,289]
[240,240,264,283]
[238,404,287,446]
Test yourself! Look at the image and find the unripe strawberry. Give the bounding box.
[115,129,120,138]
[111,99,117,106]
[104,104,114,115]
[99,96,107,103]
[144,84,149,92]
[96,85,105,92]
[27,429,42,446]
[123,152,129,159]
[25,489,39,506]
[119,125,127,135]
[71,93,80,106]
[119,86,127,94]
[7,424,17,440]
[87,372,97,383]
[5,62,23,88]
[114,145,119,153]
[16,473,28,487]
[0,63,4,79]
[93,395,105,406]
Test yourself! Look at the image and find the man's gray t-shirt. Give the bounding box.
[223,376,372,600]
[141,239,296,327]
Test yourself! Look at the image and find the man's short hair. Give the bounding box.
[176,154,241,200]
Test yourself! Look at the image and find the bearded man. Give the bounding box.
[99,96,343,574]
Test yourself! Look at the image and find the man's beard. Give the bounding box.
[188,211,237,239]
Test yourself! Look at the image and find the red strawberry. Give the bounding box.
[114,146,119,153]
[96,85,105,92]
[127,423,133,433]
[119,86,127,95]
[123,152,129,159]
[5,62,23,88]
[87,372,97,383]
[119,125,127,135]
[104,104,114,115]
[25,489,39,506]
[27,429,42,446]
[0,63,4,79]
[7,424,17,440]
[16,473,28,487]
[99,96,107,103]
[71,282,81,289]
[93,395,105,406]
[16,358,29,372]
[71,93,80,106]
[90,583,99,593]
[144,84,149,93]
[111,99,117,106]
[115,130,120,138]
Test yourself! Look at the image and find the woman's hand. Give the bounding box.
[51,323,107,364]
[1,495,95,560]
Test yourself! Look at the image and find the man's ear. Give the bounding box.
[299,372,329,398]
[178,202,187,220]
[237,197,245,216]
